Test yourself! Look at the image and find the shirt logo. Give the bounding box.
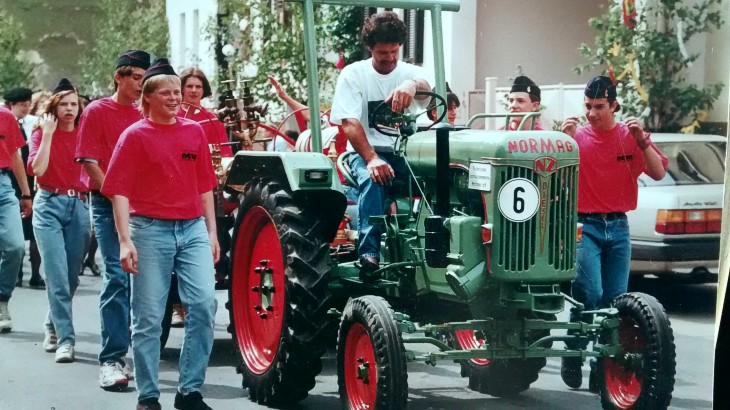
[617,154,633,162]
[182,151,197,161]
[0,134,5,140]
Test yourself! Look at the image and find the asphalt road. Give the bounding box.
[0,258,717,410]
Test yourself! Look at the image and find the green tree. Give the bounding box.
[78,0,169,97]
[0,10,39,93]
[213,0,361,121]
[575,0,724,132]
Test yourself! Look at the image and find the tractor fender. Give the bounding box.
[226,150,347,240]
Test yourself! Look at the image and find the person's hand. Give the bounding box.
[561,117,579,137]
[386,80,418,113]
[120,239,139,274]
[39,113,57,136]
[625,116,646,145]
[20,199,32,218]
[267,76,286,99]
[209,231,220,263]
[367,156,395,185]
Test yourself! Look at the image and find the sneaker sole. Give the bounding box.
[44,345,58,352]
[55,357,74,363]
[100,380,129,392]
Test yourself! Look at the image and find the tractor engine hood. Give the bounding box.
[405,129,580,176]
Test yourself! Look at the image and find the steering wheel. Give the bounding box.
[371,90,447,137]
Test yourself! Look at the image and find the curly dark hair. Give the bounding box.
[361,11,407,48]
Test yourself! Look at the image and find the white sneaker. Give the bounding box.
[55,344,75,363]
[123,361,134,380]
[99,362,128,391]
[43,327,58,352]
[0,301,12,332]
[171,304,185,327]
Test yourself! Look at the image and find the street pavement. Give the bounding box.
[0,254,716,410]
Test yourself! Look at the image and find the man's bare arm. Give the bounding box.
[341,118,393,185]
[83,162,105,189]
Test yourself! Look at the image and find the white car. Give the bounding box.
[627,133,725,281]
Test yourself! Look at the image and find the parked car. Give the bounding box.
[627,133,725,281]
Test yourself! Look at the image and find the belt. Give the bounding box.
[578,212,626,220]
[39,184,88,201]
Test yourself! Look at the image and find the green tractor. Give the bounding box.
[221,1,676,409]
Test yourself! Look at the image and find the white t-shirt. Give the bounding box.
[329,58,431,150]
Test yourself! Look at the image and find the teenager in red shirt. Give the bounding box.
[28,78,90,363]
[178,67,232,157]
[102,58,218,410]
[559,75,668,389]
[75,49,151,390]
[0,106,33,332]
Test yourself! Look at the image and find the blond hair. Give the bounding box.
[140,75,180,118]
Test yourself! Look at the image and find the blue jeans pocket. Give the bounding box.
[130,215,156,230]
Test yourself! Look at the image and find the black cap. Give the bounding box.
[510,76,540,101]
[143,58,177,83]
[585,75,617,99]
[3,87,33,103]
[52,78,76,95]
[116,49,151,70]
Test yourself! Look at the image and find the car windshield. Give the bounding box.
[638,141,726,187]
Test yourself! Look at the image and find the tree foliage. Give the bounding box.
[213,0,362,121]
[575,0,724,132]
[0,10,39,93]
[77,0,170,97]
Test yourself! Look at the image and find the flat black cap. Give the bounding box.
[585,75,617,100]
[52,77,76,95]
[3,87,33,103]
[116,49,151,70]
[510,76,540,101]
[143,58,177,83]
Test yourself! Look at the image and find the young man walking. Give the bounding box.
[75,49,151,390]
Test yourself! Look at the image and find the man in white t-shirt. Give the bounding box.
[330,11,431,280]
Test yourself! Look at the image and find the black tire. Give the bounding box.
[227,177,333,407]
[337,295,408,410]
[454,313,554,397]
[598,292,676,410]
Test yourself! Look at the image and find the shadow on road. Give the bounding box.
[629,276,717,315]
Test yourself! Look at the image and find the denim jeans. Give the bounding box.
[0,173,24,301]
[33,190,90,346]
[348,152,409,259]
[572,213,631,310]
[91,192,130,365]
[129,216,216,400]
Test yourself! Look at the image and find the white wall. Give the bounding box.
[166,0,218,84]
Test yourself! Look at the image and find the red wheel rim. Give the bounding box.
[604,316,644,408]
[344,322,378,409]
[454,330,490,365]
[231,206,286,374]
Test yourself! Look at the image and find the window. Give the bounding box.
[639,141,726,186]
[402,9,424,64]
[180,13,187,65]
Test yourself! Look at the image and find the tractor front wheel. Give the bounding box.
[598,292,676,410]
[228,178,333,407]
[337,295,408,410]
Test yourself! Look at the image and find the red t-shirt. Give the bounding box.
[575,122,668,213]
[101,118,217,220]
[0,107,25,169]
[177,106,232,157]
[28,128,87,192]
[75,97,143,189]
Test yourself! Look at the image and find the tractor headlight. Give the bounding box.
[304,169,330,183]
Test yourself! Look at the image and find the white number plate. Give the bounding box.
[468,162,492,191]
[498,178,539,222]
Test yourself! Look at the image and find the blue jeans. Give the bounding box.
[348,152,409,259]
[572,214,631,310]
[0,173,24,301]
[33,190,90,346]
[129,216,216,400]
[91,193,130,365]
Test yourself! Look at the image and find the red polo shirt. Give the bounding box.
[101,118,217,220]
[575,122,668,213]
[28,128,87,192]
[0,107,25,169]
[177,106,232,157]
[75,97,143,189]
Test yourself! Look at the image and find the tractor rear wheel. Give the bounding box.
[337,295,408,410]
[227,177,333,407]
[598,292,676,410]
[454,313,553,397]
